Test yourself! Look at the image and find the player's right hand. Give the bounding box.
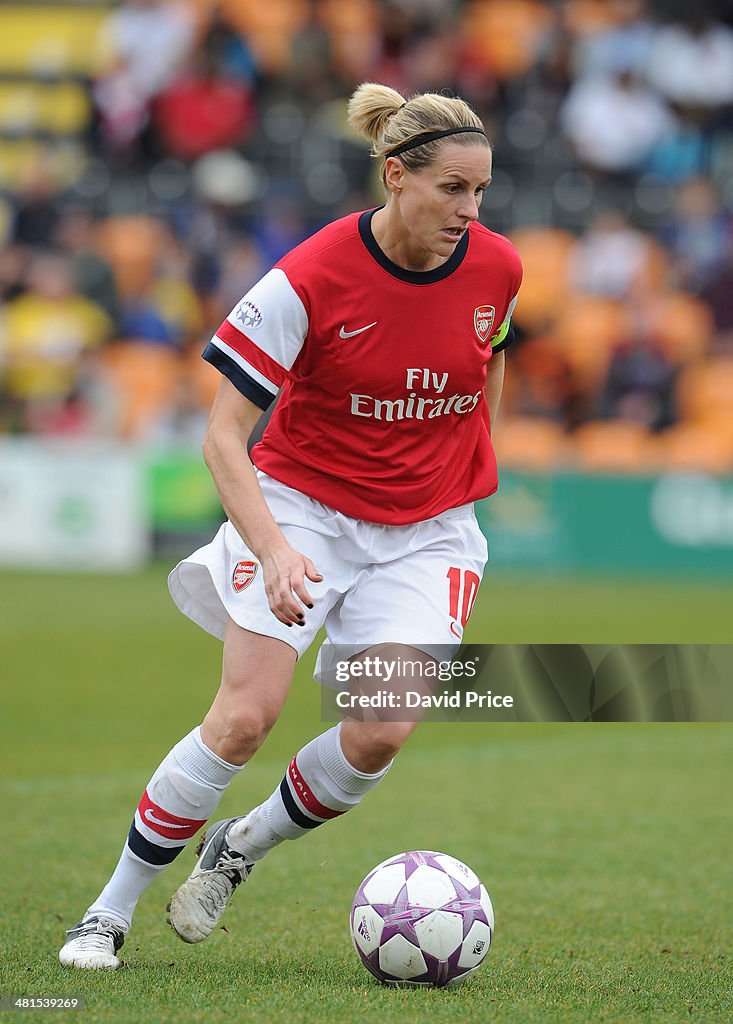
[260,541,323,626]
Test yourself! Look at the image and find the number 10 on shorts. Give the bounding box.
[447,567,481,638]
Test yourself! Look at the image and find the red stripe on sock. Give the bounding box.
[288,757,344,821]
[137,789,207,840]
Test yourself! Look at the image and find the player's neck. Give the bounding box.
[370,206,449,273]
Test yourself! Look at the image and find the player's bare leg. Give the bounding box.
[339,644,433,772]
[166,622,296,942]
[338,717,420,773]
[199,620,297,765]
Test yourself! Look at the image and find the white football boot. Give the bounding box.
[59,915,126,969]
[166,817,254,944]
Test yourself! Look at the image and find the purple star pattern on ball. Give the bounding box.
[350,850,494,987]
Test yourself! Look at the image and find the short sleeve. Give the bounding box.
[203,268,309,409]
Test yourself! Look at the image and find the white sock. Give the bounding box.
[228,723,389,861]
[86,727,242,930]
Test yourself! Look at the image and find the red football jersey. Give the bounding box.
[204,209,522,525]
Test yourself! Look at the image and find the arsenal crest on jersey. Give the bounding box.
[232,560,258,593]
[474,304,496,345]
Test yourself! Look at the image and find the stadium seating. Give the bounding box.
[0,4,108,76]
[646,292,714,365]
[656,423,733,475]
[561,0,627,36]
[0,3,110,191]
[0,139,86,193]
[461,0,555,80]
[508,228,576,332]
[102,342,181,439]
[189,0,309,71]
[571,420,660,473]
[552,297,632,388]
[675,358,733,428]
[94,216,168,298]
[185,349,221,410]
[492,416,568,470]
[317,0,379,78]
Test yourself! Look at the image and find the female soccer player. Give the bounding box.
[59,82,522,968]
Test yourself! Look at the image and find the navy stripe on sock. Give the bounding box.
[279,778,322,830]
[127,822,185,866]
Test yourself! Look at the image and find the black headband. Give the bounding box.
[386,126,487,158]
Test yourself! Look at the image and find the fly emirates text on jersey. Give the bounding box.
[350,368,482,422]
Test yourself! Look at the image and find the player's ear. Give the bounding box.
[383,157,405,195]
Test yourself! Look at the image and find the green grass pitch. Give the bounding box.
[1,566,731,1024]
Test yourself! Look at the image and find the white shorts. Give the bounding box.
[168,472,488,674]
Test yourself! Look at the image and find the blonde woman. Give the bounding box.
[59,82,522,970]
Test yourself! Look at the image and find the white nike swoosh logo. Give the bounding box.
[339,321,378,339]
[144,808,188,830]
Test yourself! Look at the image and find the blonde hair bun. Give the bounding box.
[347,83,406,146]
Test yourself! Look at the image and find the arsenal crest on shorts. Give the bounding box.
[232,560,258,592]
[474,304,496,345]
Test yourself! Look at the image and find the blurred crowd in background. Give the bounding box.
[1,0,732,473]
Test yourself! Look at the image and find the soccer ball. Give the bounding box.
[350,850,494,987]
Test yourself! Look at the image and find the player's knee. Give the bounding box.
[372,723,413,761]
[205,708,276,763]
[342,721,413,773]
